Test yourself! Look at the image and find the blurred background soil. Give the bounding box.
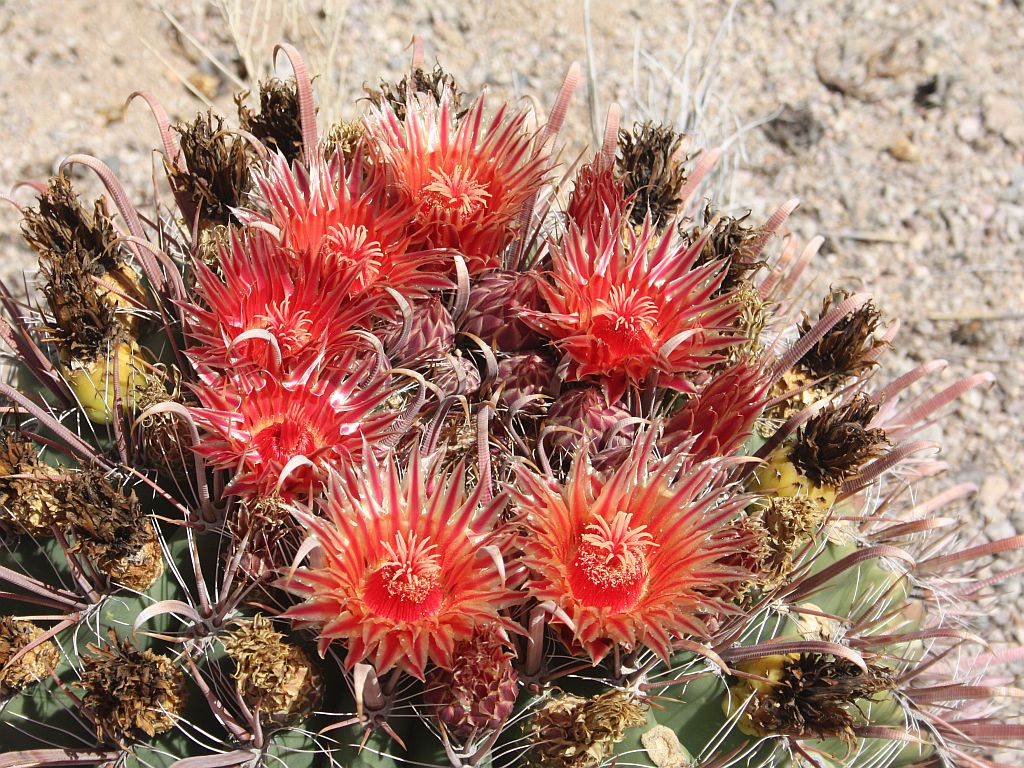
[1,0,1022,641]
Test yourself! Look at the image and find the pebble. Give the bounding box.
[986,518,1018,541]
[957,115,984,143]
[982,93,1024,146]
[888,136,921,162]
[980,474,1012,508]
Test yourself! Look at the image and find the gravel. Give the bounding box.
[0,0,1022,644]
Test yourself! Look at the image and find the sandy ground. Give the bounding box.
[1,0,1023,644]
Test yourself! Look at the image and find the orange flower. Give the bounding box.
[187,230,374,381]
[364,90,548,274]
[521,220,740,401]
[244,152,449,298]
[513,435,751,663]
[191,359,395,500]
[282,452,515,679]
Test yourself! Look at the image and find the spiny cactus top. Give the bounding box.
[0,41,1020,768]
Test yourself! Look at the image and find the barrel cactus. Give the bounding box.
[0,39,1019,768]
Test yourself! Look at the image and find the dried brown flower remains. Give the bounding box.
[0,617,60,691]
[58,470,163,591]
[689,207,769,295]
[791,397,890,488]
[797,289,887,382]
[222,615,321,724]
[366,63,467,121]
[168,111,253,229]
[529,689,647,768]
[750,496,827,591]
[0,429,61,536]
[617,121,688,231]
[22,176,131,355]
[237,78,305,164]
[77,632,186,747]
[740,654,895,741]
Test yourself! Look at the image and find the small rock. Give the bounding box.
[187,72,220,100]
[982,93,1024,146]
[888,136,921,162]
[980,474,1012,510]
[762,104,824,153]
[957,115,983,143]
[986,518,1017,542]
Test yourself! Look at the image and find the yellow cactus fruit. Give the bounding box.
[748,445,837,509]
[66,340,148,424]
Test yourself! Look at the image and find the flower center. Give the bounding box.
[589,288,659,364]
[251,421,317,466]
[568,512,655,612]
[417,167,491,223]
[364,533,444,622]
[317,224,384,293]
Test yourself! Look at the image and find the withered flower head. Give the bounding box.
[194,223,230,280]
[528,689,647,768]
[21,175,123,268]
[748,497,827,591]
[228,495,303,580]
[0,617,60,691]
[169,111,252,228]
[689,206,769,294]
[133,365,194,480]
[237,77,305,164]
[365,63,466,121]
[23,176,130,356]
[791,396,891,488]
[797,289,887,382]
[616,121,688,231]
[733,654,895,741]
[58,470,163,591]
[221,615,322,725]
[77,632,186,747]
[0,429,61,536]
[323,119,365,161]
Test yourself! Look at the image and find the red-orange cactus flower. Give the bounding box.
[281,452,515,679]
[191,359,395,500]
[521,220,740,402]
[513,434,751,663]
[364,90,548,274]
[187,230,375,381]
[244,152,449,299]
